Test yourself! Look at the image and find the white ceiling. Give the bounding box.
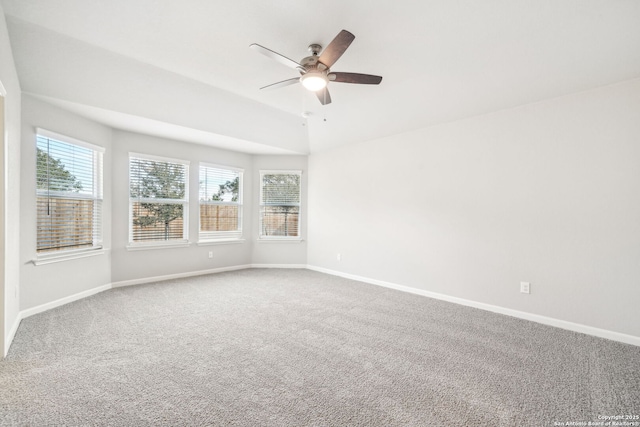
[2,0,640,154]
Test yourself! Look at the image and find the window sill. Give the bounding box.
[126,241,190,251]
[256,238,304,243]
[33,248,108,266]
[197,239,245,246]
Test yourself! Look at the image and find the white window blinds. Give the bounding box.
[259,171,301,238]
[199,164,243,240]
[36,130,104,253]
[129,154,189,243]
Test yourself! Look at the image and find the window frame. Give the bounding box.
[258,170,302,241]
[198,162,244,243]
[35,128,105,262]
[128,152,190,249]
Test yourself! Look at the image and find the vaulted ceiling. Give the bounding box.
[2,0,640,154]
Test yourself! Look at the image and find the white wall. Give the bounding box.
[1,3,21,356]
[110,131,255,284]
[307,79,640,338]
[251,155,308,266]
[19,95,112,310]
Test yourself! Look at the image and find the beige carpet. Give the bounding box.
[1,268,639,426]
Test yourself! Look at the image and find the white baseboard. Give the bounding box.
[4,314,22,357]
[111,264,253,288]
[251,264,307,269]
[306,265,640,347]
[20,283,113,319]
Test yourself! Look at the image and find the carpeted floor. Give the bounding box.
[1,268,638,426]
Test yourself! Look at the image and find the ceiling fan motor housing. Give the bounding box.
[300,55,326,72]
[300,44,328,72]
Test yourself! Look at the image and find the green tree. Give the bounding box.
[37,148,83,192]
[131,161,185,240]
[211,177,239,202]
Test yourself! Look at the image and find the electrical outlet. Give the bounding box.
[337,253,342,261]
[208,251,213,259]
[520,282,530,294]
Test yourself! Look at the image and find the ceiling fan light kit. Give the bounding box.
[250,29,382,105]
[300,72,328,91]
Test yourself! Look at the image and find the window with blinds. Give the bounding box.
[259,171,301,238]
[36,130,104,254]
[199,164,243,241]
[129,154,189,244]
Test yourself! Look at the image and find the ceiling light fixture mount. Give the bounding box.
[308,44,322,55]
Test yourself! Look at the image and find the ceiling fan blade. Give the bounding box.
[328,72,383,85]
[260,77,300,90]
[318,30,355,69]
[316,87,332,105]
[250,43,306,72]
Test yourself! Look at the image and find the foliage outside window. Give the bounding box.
[36,130,104,254]
[129,154,189,244]
[259,171,301,239]
[199,164,243,241]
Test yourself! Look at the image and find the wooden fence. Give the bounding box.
[131,202,184,241]
[261,207,299,237]
[37,197,94,252]
[200,205,239,232]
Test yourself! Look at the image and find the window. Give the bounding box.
[129,153,189,245]
[259,171,301,239]
[199,164,243,241]
[36,129,104,254]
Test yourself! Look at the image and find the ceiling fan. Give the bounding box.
[250,29,382,105]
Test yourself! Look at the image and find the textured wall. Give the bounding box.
[307,79,640,338]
